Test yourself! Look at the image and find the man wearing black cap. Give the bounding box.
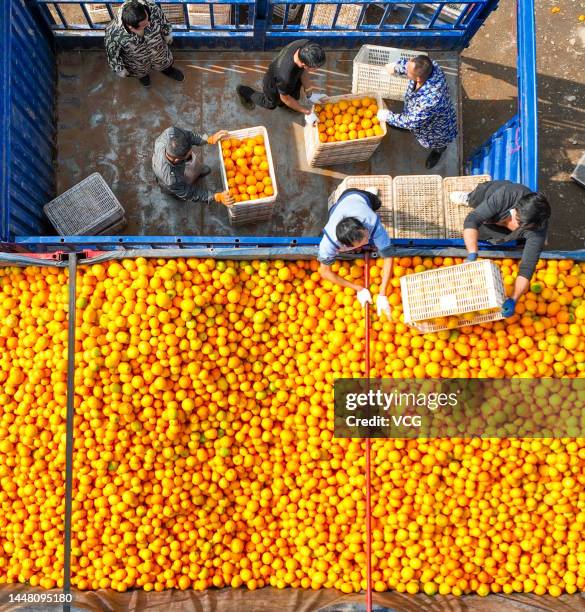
[152,126,234,206]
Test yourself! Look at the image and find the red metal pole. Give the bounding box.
[364,253,372,612]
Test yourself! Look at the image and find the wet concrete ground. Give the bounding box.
[56,50,460,237]
[461,0,585,250]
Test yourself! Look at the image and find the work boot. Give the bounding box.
[161,66,184,82]
[138,75,151,87]
[425,148,444,169]
[449,191,470,205]
[237,85,256,111]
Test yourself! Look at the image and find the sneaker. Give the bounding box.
[365,187,379,197]
[449,191,470,205]
[425,149,443,169]
[237,85,256,111]
[161,66,184,82]
[138,75,151,87]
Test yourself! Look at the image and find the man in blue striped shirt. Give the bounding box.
[318,188,394,318]
[377,55,457,169]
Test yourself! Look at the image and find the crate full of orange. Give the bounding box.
[304,93,387,167]
[218,126,277,224]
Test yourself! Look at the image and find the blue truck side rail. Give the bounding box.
[33,0,499,51]
[466,0,538,190]
[1,0,539,252]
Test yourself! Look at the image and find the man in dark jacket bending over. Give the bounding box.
[451,180,551,318]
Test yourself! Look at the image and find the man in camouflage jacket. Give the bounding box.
[105,0,184,87]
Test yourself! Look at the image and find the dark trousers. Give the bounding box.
[240,73,301,110]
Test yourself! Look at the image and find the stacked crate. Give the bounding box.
[328,175,394,237]
[44,173,126,236]
[301,2,362,27]
[304,93,387,167]
[392,175,444,239]
[401,260,506,333]
[442,175,491,238]
[218,126,278,225]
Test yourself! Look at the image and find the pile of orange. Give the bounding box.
[220,135,274,203]
[0,257,585,597]
[313,97,384,143]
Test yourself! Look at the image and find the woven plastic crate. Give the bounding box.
[87,3,118,23]
[571,152,585,188]
[442,174,491,239]
[217,126,277,225]
[301,3,362,27]
[272,3,302,20]
[97,216,127,235]
[352,46,426,101]
[158,3,231,25]
[44,173,125,236]
[392,175,443,239]
[305,93,387,167]
[328,175,394,237]
[422,2,473,23]
[400,260,506,333]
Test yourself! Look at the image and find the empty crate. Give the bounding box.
[401,259,506,333]
[442,174,491,238]
[328,175,394,237]
[44,173,125,236]
[393,175,443,239]
[352,46,426,101]
[301,3,362,27]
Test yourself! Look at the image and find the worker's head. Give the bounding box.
[406,56,433,83]
[122,1,150,32]
[298,42,326,73]
[512,192,551,230]
[336,218,369,250]
[166,128,192,164]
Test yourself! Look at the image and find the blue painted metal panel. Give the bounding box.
[1,0,56,241]
[32,0,500,51]
[465,0,538,189]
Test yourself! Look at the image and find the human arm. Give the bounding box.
[279,93,311,114]
[147,0,172,37]
[393,57,408,76]
[104,26,127,75]
[513,231,546,299]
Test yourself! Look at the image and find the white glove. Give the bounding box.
[377,108,391,123]
[117,68,129,78]
[356,288,373,308]
[305,112,319,126]
[164,34,173,45]
[308,92,327,104]
[376,295,391,319]
[385,62,397,75]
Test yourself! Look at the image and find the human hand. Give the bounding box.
[376,295,391,318]
[385,62,397,75]
[164,34,173,45]
[466,252,478,262]
[117,68,129,78]
[356,288,373,308]
[501,298,516,318]
[377,108,391,123]
[308,92,327,104]
[214,191,235,206]
[208,130,230,145]
[305,112,319,126]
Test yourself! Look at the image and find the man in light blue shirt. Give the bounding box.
[318,188,394,318]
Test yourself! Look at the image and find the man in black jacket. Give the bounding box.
[451,180,551,318]
[236,40,326,119]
